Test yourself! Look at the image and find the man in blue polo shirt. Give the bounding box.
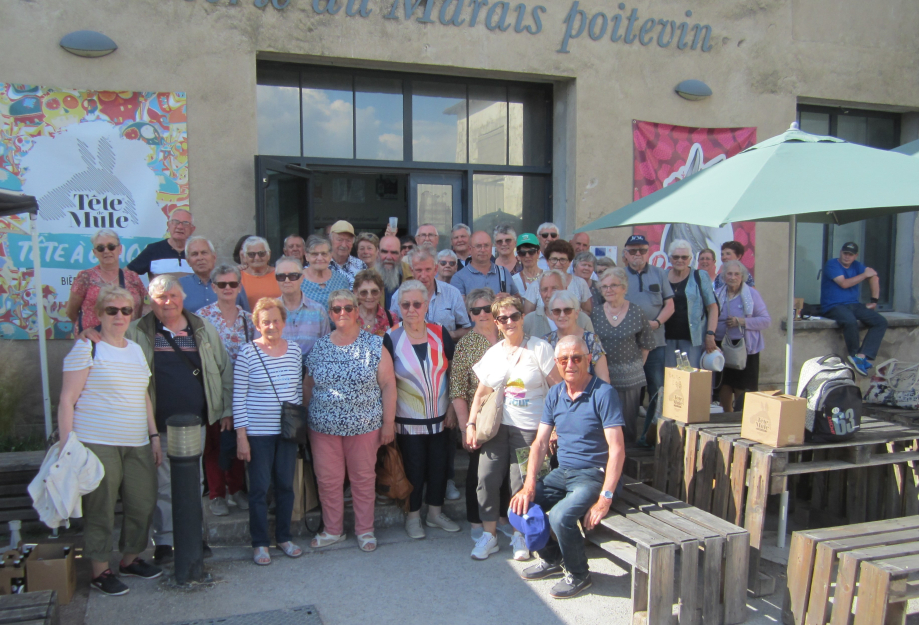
[511,335,626,599]
[820,242,887,376]
[450,231,519,299]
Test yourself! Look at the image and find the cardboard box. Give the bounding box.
[662,367,713,423]
[25,544,76,605]
[741,391,807,447]
[0,550,23,595]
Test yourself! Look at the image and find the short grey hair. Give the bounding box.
[668,238,693,257]
[90,229,120,246]
[548,290,580,311]
[408,247,437,267]
[415,223,438,236]
[185,235,215,256]
[573,251,597,269]
[437,249,458,262]
[328,289,358,308]
[537,222,560,236]
[596,256,616,270]
[493,224,517,240]
[275,256,304,271]
[465,287,495,310]
[451,224,472,236]
[539,269,567,287]
[210,263,241,283]
[148,274,186,299]
[242,236,270,256]
[398,279,429,304]
[284,234,306,248]
[721,259,750,283]
[305,234,331,254]
[599,267,629,294]
[554,334,588,357]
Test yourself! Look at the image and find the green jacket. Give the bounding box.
[126,310,233,426]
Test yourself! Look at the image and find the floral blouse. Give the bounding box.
[197,303,260,364]
[449,331,493,405]
[70,266,146,332]
[361,305,397,337]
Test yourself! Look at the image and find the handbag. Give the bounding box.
[375,443,413,508]
[474,336,529,446]
[864,359,919,410]
[721,327,747,370]
[252,343,307,444]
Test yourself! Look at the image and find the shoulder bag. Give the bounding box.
[474,335,528,446]
[721,326,747,370]
[252,343,307,443]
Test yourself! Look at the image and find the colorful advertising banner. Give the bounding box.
[631,120,757,275]
[0,86,188,339]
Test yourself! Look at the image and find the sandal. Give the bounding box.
[357,532,377,552]
[253,546,271,566]
[310,532,346,549]
[278,541,303,558]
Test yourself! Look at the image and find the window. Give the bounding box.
[794,106,900,309]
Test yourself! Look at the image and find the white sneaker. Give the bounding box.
[426,512,461,532]
[208,497,229,516]
[510,532,531,561]
[471,532,499,560]
[445,479,461,500]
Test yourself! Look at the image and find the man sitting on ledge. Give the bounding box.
[820,241,888,376]
[511,334,626,599]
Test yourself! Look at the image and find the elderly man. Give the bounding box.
[523,270,594,337]
[623,234,673,429]
[451,224,472,268]
[493,224,518,274]
[283,234,307,266]
[536,222,560,271]
[821,241,888,376]
[450,231,519,299]
[571,232,590,254]
[511,334,626,599]
[328,220,366,285]
[128,208,195,278]
[377,234,410,309]
[125,275,233,564]
[390,247,470,340]
[415,223,440,252]
[179,236,249,312]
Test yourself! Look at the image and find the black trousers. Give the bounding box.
[397,430,449,513]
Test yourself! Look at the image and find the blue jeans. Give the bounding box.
[642,346,667,434]
[247,435,298,548]
[534,467,606,579]
[823,304,888,361]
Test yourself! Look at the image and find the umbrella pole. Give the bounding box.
[30,214,53,439]
[777,214,797,550]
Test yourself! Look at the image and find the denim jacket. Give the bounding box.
[684,270,717,347]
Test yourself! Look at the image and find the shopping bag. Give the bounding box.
[864,359,919,409]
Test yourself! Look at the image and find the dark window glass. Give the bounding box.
[509,86,549,167]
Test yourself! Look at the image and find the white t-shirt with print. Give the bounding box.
[523,275,591,312]
[473,336,556,431]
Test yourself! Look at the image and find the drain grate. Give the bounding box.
[157,605,322,625]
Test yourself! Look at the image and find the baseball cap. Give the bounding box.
[625,234,649,247]
[330,220,355,235]
[841,242,859,254]
[508,503,550,551]
[516,233,540,249]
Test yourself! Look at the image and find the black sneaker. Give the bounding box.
[91,570,129,596]
[119,558,162,579]
[520,559,564,581]
[550,572,592,599]
[203,541,213,559]
[153,545,173,565]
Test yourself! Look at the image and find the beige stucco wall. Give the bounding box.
[2,0,918,429]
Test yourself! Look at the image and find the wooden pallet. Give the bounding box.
[0,452,45,527]
[624,446,657,485]
[853,554,919,625]
[0,590,58,625]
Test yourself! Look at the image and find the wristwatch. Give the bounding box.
[601,490,614,501]
[706,330,716,336]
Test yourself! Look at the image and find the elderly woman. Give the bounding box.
[383,280,460,539]
[436,249,459,282]
[697,248,717,282]
[234,235,254,271]
[355,232,380,269]
[590,268,656,443]
[523,270,594,337]
[240,237,281,311]
[449,288,514,543]
[523,239,592,315]
[234,298,304,565]
[67,229,146,335]
[715,260,771,412]
[59,285,162,596]
[665,239,719,369]
[303,290,397,552]
[197,264,258,516]
[300,235,351,310]
[275,256,329,360]
[354,269,397,336]
[466,296,562,561]
[544,290,610,383]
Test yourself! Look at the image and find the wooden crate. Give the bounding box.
[853,554,919,625]
[0,590,58,625]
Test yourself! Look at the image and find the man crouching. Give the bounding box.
[510,334,626,599]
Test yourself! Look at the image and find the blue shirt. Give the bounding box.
[179,274,250,313]
[390,279,471,332]
[821,258,866,313]
[541,376,624,470]
[450,263,519,297]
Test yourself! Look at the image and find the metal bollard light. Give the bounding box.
[166,414,204,585]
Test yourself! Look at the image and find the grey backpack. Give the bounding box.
[795,355,862,442]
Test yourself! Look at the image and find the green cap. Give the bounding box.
[516,233,539,248]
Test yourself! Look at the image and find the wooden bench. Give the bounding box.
[782,515,919,625]
[0,590,58,625]
[853,554,919,625]
[588,478,749,625]
[0,452,45,528]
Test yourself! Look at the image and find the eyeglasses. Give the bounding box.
[469,305,492,315]
[104,306,133,317]
[547,257,568,266]
[330,305,356,314]
[670,255,690,261]
[416,233,437,239]
[168,219,193,227]
[517,248,539,257]
[556,354,586,365]
[549,307,575,316]
[357,288,381,297]
[625,248,649,256]
[275,272,301,282]
[309,250,330,257]
[215,281,239,289]
[539,232,559,239]
[400,301,425,311]
[247,251,268,259]
[495,312,523,324]
[94,243,118,252]
[600,283,624,291]
[439,260,457,267]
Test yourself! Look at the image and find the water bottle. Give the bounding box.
[675,350,684,370]
[681,352,693,371]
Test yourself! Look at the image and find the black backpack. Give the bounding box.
[795,355,862,442]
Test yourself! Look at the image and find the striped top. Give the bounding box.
[233,340,303,436]
[62,339,151,447]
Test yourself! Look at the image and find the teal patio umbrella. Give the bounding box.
[892,138,919,156]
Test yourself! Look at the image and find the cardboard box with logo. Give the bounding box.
[25,544,76,604]
[741,391,806,447]
[662,367,713,423]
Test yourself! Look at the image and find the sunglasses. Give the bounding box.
[400,301,424,311]
[539,232,559,239]
[495,312,523,324]
[469,305,492,315]
[330,305,355,314]
[439,260,457,267]
[104,306,133,317]
[556,354,585,365]
[517,248,539,257]
[247,251,267,259]
[625,248,649,256]
[94,243,118,253]
[357,288,381,297]
[275,272,301,282]
[495,238,514,246]
[670,255,690,261]
[550,307,575,316]
[215,281,239,289]
[401,245,414,251]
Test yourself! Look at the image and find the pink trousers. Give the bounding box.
[308,428,380,536]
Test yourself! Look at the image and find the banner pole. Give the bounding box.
[30,214,53,439]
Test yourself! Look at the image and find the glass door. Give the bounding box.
[409,173,463,250]
[256,157,311,263]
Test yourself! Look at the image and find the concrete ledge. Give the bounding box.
[781,312,919,331]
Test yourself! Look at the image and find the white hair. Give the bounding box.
[185,235,215,256]
[408,247,437,267]
[90,229,120,246]
[148,274,186,299]
[415,223,438,237]
[398,279,429,304]
[721,259,749,283]
[242,236,270,256]
[493,224,517,240]
[548,290,579,311]
[537,222,560,235]
[599,267,629,294]
[668,238,693,257]
[451,224,472,236]
[275,256,304,272]
[554,334,588,357]
[437,249,458,262]
[539,269,567,287]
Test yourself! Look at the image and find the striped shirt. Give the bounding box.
[233,341,302,436]
[62,339,151,447]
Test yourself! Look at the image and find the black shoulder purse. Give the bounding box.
[252,343,307,444]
